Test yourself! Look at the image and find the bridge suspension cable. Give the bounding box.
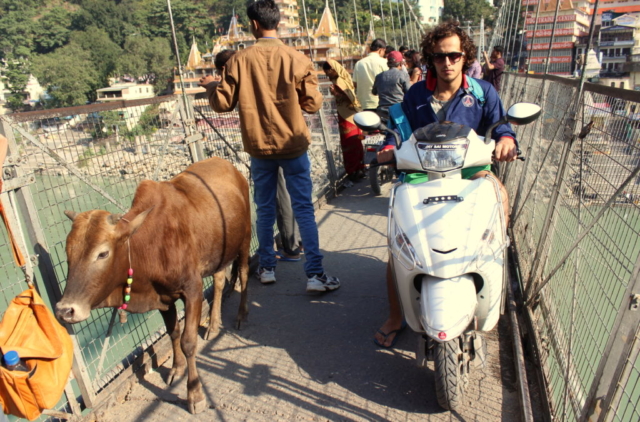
[299,0,316,61]
[379,0,387,41]
[331,0,345,62]
[352,0,362,48]
[389,0,398,48]
[367,0,375,38]
[395,0,404,47]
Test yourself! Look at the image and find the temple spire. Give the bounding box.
[315,0,338,37]
[186,37,201,70]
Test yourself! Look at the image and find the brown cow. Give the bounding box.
[55,157,251,414]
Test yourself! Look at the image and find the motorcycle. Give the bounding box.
[354,102,541,411]
[362,132,395,195]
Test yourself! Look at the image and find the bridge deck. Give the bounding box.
[88,181,533,421]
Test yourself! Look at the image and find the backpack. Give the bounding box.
[466,77,486,106]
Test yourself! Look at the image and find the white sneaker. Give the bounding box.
[306,273,340,292]
[256,267,276,284]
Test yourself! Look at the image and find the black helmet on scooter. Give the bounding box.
[413,121,472,143]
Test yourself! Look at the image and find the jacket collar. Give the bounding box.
[425,70,470,92]
[256,38,284,46]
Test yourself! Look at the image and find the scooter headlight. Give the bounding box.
[389,216,423,270]
[415,138,469,172]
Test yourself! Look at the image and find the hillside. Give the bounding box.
[0,0,424,109]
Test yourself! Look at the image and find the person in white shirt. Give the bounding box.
[353,38,388,111]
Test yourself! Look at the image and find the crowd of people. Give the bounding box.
[199,0,514,347]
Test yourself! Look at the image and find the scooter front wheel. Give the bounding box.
[434,337,468,411]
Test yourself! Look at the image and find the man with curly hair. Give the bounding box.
[373,21,516,348]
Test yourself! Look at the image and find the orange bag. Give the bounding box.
[0,287,73,420]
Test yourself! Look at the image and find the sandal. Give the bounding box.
[373,321,407,348]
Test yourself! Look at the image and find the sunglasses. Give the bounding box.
[431,52,465,64]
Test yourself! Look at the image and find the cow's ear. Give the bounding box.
[64,210,78,221]
[127,207,154,237]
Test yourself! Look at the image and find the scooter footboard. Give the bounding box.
[420,275,477,342]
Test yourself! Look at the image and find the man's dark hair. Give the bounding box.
[370,38,387,52]
[322,61,332,71]
[404,50,421,68]
[399,45,408,53]
[493,46,504,55]
[420,21,477,74]
[214,50,236,71]
[247,0,280,30]
[385,46,395,56]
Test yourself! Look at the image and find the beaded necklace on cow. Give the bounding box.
[117,225,134,324]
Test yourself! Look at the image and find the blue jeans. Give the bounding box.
[251,152,324,276]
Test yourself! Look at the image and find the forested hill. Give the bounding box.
[0,0,492,110]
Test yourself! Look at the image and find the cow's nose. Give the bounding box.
[55,304,75,323]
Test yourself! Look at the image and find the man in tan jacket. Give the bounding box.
[199,0,340,293]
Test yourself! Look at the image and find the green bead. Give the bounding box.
[127,278,133,285]
[124,295,130,302]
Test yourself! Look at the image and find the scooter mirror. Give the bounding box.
[506,103,542,126]
[353,111,382,132]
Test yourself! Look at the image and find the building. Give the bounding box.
[95,83,156,130]
[173,0,363,95]
[24,75,44,106]
[96,83,155,102]
[0,74,45,114]
[598,14,640,88]
[524,0,640,87]
[418,0,443,25]
[522,0,591,75]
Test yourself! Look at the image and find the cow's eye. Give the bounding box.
[97,251,109,260]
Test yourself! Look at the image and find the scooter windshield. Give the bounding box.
[415,137,469,172]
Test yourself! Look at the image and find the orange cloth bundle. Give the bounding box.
[0,287,73,420]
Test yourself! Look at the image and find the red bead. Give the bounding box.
[121,304,128,310]
[128,268,134,276]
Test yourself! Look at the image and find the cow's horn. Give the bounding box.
[108,213,123,225]
[64,210,78,221]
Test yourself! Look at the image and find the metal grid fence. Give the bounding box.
[0,91,344,420]
[501,72,640,421]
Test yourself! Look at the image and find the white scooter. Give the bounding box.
[354,103,541,411]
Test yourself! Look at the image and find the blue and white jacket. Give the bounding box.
[381,72,516,149]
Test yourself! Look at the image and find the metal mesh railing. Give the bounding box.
[608,324,640,422]
[502,72,640,421]
[0,92,344,420]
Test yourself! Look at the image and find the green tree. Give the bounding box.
[71,0,139,46]
[143,0,215,59]
[33,6,73,54]
[442,0,495,27]
[0,9,35,58]
[2,55,30,112]
[117,35,174,92]
[69,27,123,88]
[32,42,100,107]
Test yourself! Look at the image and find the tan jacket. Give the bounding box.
[207,38,323,159]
